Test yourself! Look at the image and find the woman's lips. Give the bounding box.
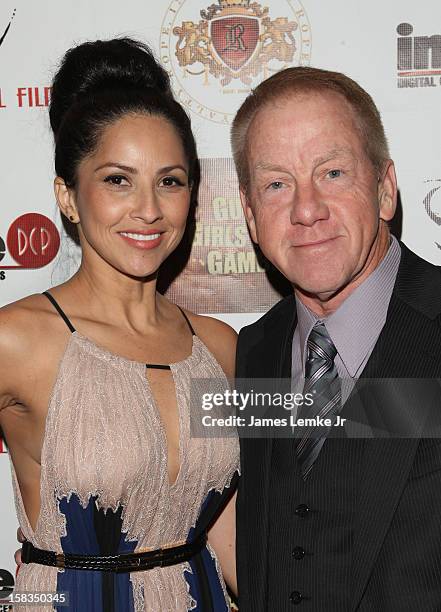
[119,231,163,249]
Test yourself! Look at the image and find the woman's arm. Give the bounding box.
[0,305,22,414]
[187,311,239,595]
[208,490,237,595]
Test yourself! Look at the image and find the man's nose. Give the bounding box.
[290,181,329,226]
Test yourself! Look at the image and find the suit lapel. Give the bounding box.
[351,246,441,609]
[244,295,297,379]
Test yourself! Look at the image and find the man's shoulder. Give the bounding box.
[235,294,295,378]
[399,242,441,277]
[397,243,441,320]
[238,294,295,343]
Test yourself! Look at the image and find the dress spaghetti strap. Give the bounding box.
[42,291,76,333]
[146,307,195,370]
[177,306,195,336]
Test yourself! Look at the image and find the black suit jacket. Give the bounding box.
[235,244,441,611]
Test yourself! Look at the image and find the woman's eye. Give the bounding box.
[104,175,128,186]
[160,176,185,187]
[327,169,342,179]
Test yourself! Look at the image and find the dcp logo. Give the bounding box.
[0,213,60,269]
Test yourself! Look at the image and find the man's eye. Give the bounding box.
[268,181,284,190]
[104,175,127,186]
[327,169,342,179]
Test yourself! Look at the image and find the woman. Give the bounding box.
[0,38,239,611]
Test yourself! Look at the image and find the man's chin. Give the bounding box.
[292,277,348,303]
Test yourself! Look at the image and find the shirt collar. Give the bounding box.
[295,236,401,377]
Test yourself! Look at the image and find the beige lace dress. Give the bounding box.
[10,292,240,611]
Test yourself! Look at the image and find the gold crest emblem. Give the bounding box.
[160,0,311,123]
[173,0,298,86]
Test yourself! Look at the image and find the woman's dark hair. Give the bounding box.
[50,38,197,187]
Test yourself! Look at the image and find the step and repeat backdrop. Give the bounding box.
[1,0,441,583]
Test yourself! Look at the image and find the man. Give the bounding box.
[231,67,441,610]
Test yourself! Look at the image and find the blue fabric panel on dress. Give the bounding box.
[184,558,202,609]
[56,494,136,612]
[184,490,229,612]
[185,548,229,612]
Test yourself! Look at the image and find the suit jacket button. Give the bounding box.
[290,590,303,604]
[292,546,305,560]
[295,504,310,517]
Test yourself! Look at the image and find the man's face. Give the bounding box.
[241,91,397,309]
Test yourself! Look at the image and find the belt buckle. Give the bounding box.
[158,545,165,568]
[55,553,65,569]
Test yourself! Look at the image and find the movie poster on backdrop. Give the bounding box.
[164,158,291,313]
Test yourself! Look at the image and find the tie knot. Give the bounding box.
[307,322,337,362]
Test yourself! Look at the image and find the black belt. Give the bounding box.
[21,532,207,573]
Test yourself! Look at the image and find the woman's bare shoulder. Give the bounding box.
[0,296,46,405]
[181,309,237,379]
[1,293,39,338]
[0,293,61,361]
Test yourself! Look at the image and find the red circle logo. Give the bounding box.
[7,213,60,268]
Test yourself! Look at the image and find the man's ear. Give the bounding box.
[378,160,397,222]
[239,187,258,244]
[54,177,80,223]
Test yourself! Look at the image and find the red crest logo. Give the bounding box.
[210,15,259,72]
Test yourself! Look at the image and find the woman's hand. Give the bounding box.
[15,526,25,570]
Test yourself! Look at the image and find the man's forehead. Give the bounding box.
[253,147,356,172]
[262,87,352,111]
[248,89,357,136]
[245,91,364,167]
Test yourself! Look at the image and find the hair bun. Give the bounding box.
[50,38,171,136]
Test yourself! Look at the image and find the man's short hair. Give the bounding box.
[231,66,390,191]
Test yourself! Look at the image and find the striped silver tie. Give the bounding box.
[296,322,341,479]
